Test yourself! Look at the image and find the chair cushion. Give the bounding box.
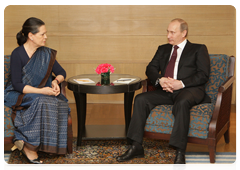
[145,103,214,139]
[4,105,14,138]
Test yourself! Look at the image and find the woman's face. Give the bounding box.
[30,25,47,47]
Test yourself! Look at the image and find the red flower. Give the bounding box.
[96,82,101,86]
[95,63,115,74]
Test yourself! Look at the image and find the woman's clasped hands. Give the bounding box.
[41,80,60,96]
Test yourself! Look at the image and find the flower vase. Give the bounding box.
[101,72,110,85]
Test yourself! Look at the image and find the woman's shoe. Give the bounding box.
[21,150,42,164]
[11,140,42,164]
[11,140,24,151]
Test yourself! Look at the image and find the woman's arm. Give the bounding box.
[22,85,59,96]
[10,50,27,93]
[52,60,66,80]
[51,60,66,96]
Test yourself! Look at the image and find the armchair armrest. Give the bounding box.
[208,75,235,140]
[141,79,158,93]
[219,76,235,93]
[60,80,67,97]
[141,79,148,93]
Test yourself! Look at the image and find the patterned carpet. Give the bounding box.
[8,138,176,164]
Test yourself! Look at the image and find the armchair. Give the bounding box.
[4,55,73,154]
[142,54,235,163]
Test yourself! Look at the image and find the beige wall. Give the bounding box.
[4,5,236,104]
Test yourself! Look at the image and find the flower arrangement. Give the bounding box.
[95,63,115,74]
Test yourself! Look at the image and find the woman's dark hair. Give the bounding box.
[16,17,45,46]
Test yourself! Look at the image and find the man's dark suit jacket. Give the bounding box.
[146,40,211,104]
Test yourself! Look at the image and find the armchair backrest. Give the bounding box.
[205,54,231,104]
[4,55,11,89]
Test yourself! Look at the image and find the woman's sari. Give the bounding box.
[4,47,69,154]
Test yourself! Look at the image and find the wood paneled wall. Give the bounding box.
[4,5,236,104]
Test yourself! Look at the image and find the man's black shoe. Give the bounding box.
[116,145,144,162]
[174,150,186,164]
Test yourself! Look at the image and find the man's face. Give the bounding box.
[167,21,186,45]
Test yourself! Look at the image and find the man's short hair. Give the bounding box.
[171,18,188,37]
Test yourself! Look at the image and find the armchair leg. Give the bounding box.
[224,129,230,144]
[208,144,216,163]
[67,114,73,154]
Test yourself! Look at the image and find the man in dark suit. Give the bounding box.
[116,18,211,164]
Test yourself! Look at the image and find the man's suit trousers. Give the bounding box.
[127,88,204,150]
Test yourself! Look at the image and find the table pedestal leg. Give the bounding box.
[124,91,135,134]
[73,92,86,146]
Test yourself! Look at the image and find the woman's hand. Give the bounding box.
[51,80,60,96]
[23,85,60,96]
[40,87,59,96]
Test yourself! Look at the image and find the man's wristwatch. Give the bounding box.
[155,78,161,86]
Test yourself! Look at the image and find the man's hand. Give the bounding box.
[167,78,184,92]
[159,77,173,92]
[159,77,184,93]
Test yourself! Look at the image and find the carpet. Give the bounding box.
[8,138,176,164]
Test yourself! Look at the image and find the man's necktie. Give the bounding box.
[164,45,179,78]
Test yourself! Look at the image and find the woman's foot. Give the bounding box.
[14,140,43,164]
[23,146,43,164]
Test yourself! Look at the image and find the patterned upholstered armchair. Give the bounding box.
[4,55,73,154]
[142,54,235,163]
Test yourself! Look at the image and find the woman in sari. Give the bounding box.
[4,17,69,164]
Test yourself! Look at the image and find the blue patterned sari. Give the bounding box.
[4,47,69,154]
